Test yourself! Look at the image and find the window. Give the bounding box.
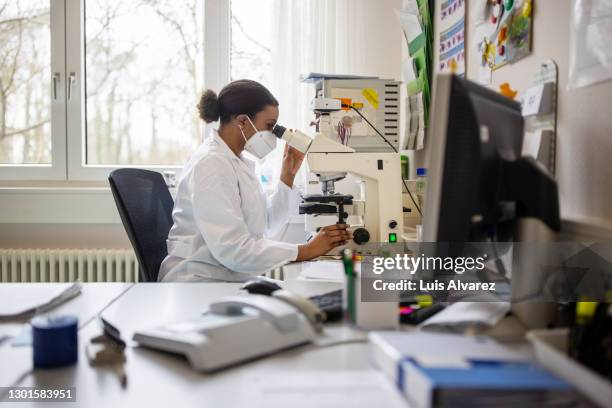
[230,0,273,88]
[84,0,205,166]
[0,0,230,181]
[0,0,66,180]
[230,0,283,192]
[0,1,52,164]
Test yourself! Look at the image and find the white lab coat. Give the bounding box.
[158,129,300,282]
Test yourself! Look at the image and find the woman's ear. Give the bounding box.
[234,114,249,129]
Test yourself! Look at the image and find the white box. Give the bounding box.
[528,328,612,408]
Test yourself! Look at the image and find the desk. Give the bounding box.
[0,283,132,390]
[0,267,530,407]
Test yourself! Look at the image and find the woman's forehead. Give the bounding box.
[258,105,279,121]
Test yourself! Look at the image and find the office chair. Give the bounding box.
[109,169,174,282]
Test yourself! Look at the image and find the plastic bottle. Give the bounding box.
[416,167,427,210]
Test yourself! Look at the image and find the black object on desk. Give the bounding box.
[308,290,343,322]
[241,279,282,296]
[242,279,344,323]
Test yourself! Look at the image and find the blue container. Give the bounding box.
[32,315,78,369]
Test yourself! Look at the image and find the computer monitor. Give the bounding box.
[423,74,560,244]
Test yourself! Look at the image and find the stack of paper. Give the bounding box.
[396,0,434,150]
[0,282,82,320]
[298,261,344,283]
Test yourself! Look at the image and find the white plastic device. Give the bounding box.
[133,294,318,371]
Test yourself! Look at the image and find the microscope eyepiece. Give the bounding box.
[272,125,313,154]
[272,124,287,139]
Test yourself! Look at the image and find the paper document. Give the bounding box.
[522,130,543,158]
[244,371,408,408]
[0,282,81,320]
[569,0,612,89]
[419,301,510,333]
[299,261,344,283]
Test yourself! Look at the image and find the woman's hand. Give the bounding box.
[280,143,305,188]
[296,224,352,261]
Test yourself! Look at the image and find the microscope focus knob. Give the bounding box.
[353,228,370,245]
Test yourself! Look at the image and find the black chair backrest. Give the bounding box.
[108,169,174,282]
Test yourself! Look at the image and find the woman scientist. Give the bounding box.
[158,80,352,282]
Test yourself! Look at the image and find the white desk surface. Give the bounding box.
[0,283,133,394]
[0,265,531,408]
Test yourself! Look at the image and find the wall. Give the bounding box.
[350,0,404,79]
[418,0,612,228]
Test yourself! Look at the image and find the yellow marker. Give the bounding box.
[361,88,379,109]
[576,301,598,323]
[415,294,433,308]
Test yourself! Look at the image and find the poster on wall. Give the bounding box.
[475,0,534,72]
[439,0,466,76]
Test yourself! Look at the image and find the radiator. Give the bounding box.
[0,249,139,283]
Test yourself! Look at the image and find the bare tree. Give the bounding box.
[0,0,51,164]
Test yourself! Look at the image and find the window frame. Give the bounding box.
[0,0,230,182]
[0,0,68,181]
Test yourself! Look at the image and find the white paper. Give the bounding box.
[416,96,425,150]
[474,23,494,85]
[478,65,492,85]
[469,0,490,25]
[418,301,510,333]
[395,9,422,44]
[522,130,543,158]
[402,58,417,83]
[569,0,612,89]
[299,260,344,282]
[0,282,81,318]
[522,84,545,116]
[244,371,408,408]
[414,355,471,369]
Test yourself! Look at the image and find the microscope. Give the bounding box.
[273,98,405,252]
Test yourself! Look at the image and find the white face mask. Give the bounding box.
[238,116,277,159]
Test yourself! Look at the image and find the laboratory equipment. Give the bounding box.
[303,129,405,248]
[305,77,402,152]
[133,293,321,372]
[277,94,405,250]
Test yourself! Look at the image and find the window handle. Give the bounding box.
[53,72,61,100]
[68,72,76,100]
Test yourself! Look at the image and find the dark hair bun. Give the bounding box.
[197,89,220,123]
